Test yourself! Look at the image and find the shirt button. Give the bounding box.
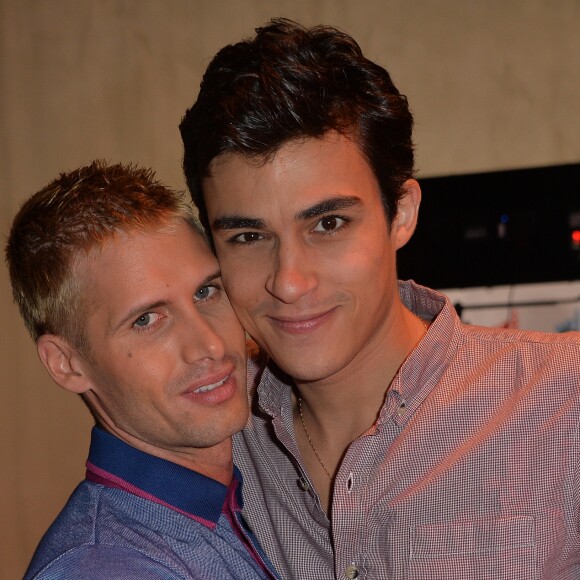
[345,563,359,579]
[298,477,310,492]
[397,400,407,416]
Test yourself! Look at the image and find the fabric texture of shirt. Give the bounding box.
[26,427,278,580]
[233,280,580,580]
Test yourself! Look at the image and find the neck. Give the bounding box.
[292,305,428,510]
[85,396,234,486]
[113,427,235,486]
[295,305,427,443]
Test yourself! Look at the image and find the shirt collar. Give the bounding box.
[85,426,243,529]
[385,280,463,426]
[256,360,294,418]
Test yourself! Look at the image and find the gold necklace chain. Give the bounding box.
[297,395,334,481]
[297,315,429,483]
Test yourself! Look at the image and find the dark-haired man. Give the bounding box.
[180,18,580,580]
[7,161,278,579]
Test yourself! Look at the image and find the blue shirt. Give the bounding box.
[25,427,278,579]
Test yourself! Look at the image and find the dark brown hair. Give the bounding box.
[180,18,415,231]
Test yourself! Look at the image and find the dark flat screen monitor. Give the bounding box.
[397,163,580,289]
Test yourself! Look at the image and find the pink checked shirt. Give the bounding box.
[233,281,580,579]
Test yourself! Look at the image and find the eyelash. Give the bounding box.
[194,284,221,301]
[226,214,351,245]
[133,312,163,332]
[131,285,221,332]
[312,215,350,235]
[227,232,264,246]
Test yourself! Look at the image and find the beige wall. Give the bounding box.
[1,1,578,577]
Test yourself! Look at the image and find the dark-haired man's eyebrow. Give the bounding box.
[212,196,361,231]
[213,216,266,231]
[296,196,361,221]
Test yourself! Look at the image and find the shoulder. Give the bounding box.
[25,482,187,580]
[25,544,186,579]
[463,323,580,345]
[454,326,580,400]
[462,325,580,359]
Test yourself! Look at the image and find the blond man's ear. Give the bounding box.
[36,334,91,394]
[393,179,421,250]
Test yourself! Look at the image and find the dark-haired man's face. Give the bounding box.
[203,132,416,384]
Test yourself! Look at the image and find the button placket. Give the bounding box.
[298,477,310,492]
[346,472,354,493]
[334,445,366,580]
[397,399,407,416]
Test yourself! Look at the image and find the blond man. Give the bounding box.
[7,161,278,580]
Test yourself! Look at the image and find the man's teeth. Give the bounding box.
[195,377,227,393]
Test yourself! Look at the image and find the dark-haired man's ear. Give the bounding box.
[393,179,421,250]
[36,335,91,394]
